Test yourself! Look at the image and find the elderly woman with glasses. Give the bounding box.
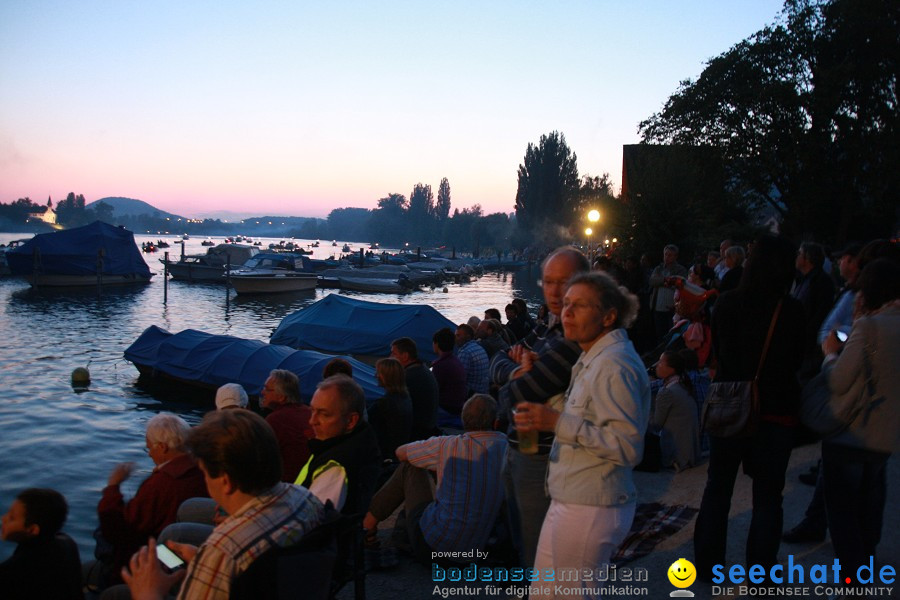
[514,271,650,600]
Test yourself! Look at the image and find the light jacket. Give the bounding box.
[548,328,650,506]
[825,305,900,454]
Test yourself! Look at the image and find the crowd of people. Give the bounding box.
[1,236,898,600]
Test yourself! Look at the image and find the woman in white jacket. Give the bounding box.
[821,257,900,577]
[514,272,650,600]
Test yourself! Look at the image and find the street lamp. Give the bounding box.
[585,227,593,262]
[587,210,600,263]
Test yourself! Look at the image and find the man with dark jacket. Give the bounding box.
[96,413,208,585]
[295,375,382,516]
[391,337,439,440]
[791,241,835,381]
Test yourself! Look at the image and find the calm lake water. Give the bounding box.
[0,232,544,562]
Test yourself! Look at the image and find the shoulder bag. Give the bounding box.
[701,300,782,438]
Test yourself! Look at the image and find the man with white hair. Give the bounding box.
[95,413,208,585]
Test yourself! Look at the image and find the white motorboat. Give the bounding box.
[229,252,318,294]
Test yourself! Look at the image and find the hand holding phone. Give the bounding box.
[155,543,186,573]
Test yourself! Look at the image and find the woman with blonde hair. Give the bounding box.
[370,358,414,459]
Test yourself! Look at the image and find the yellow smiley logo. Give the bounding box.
[668,558,696,588]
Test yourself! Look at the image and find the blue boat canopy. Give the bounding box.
[270,293,456,362]
[6,221,150,278]
[124,325,382,405]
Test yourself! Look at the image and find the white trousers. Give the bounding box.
[531,500,635,600]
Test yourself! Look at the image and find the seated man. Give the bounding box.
[390,337,439,441]
[454,324,490,396]
[123,410,326,600]
[431,327,467,425]
[363,394,507,561]
[0,488,83,600]
[261,369,314,482]
[295,375,382,516]
[475,318,510,360]
[96,413,207,585]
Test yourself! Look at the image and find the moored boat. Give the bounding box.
[124,325,383,405]
[270,293,455,363]
[338,275,413,294]
[6,221,152,287]
[228,252,318,294]
[161,244,258,281]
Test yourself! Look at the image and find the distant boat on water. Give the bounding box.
[6,221,152,287]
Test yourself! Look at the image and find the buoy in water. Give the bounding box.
[71,367,91,385]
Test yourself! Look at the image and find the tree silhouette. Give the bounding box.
[514,131,580,246]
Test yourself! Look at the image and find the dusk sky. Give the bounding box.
[1,1,785,219]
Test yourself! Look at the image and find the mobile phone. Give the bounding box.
[156,543,186,573]
[835,330,849,343]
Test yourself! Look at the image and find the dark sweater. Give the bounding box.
[0,533,83,600]
[711,290,805,417]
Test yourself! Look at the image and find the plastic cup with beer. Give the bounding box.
[513,403,539,455]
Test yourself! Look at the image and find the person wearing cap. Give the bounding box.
[214,383,248,410]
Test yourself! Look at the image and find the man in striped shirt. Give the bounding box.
[363,394,507,560]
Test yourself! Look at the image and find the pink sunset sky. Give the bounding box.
[1,1,785,219]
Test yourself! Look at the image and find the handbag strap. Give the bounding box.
[754,299,783,382]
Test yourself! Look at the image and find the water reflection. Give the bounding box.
[0,247,544,562]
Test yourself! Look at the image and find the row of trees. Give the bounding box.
[296,178,515,256]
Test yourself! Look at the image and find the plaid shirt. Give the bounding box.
[455,340,490,395]
[405,431,508,552]
[177,483,324,600]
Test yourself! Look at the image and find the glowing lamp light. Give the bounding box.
[588,210,600,223]
[585,228,593,236]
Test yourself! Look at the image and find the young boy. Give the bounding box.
[0,488,83,599]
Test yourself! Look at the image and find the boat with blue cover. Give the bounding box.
[270,293,455,363]
[6,221,152,286]
[124,325,383,405]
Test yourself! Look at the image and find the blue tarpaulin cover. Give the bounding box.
[270,293,455,362]
[6,221,151,278]
[124,325,382,405]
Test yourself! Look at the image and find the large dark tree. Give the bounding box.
[368,193,409,244]
[514,131,580,245]
[326,207,370,242]
[639,0,899,244]
[408,183,435,243]
[436,177,452,221]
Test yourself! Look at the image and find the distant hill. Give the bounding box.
[86,197,184,220]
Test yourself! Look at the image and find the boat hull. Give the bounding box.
[24,273,153,287]
[164,262,226,281]
[338,276,409,293]
[230,273,318,294]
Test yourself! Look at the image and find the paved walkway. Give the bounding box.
[342,443,899,599]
